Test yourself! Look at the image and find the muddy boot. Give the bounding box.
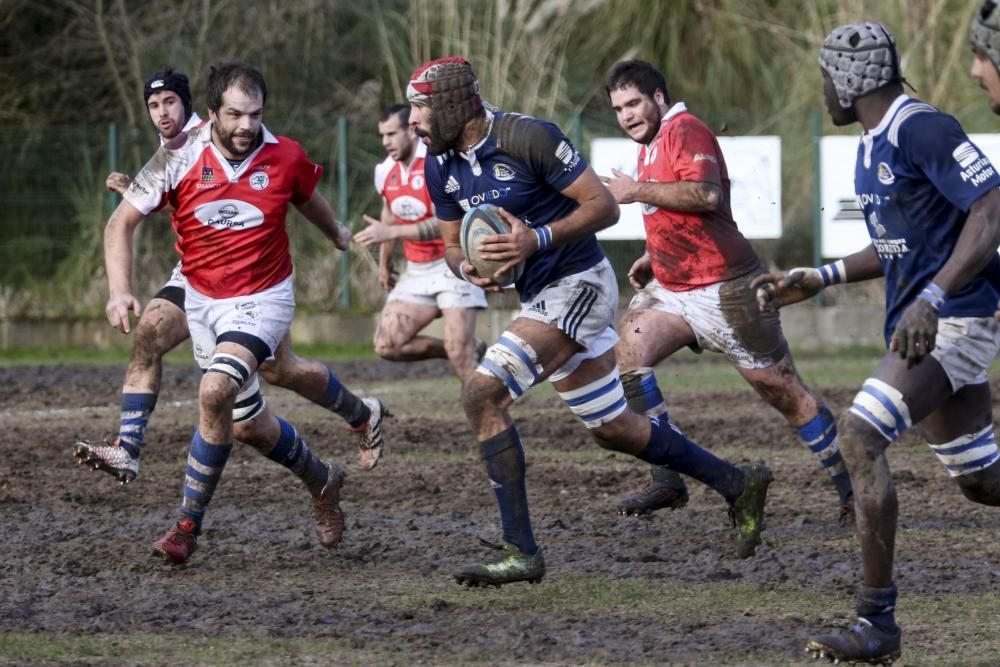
[616,467,689,516]
[454,544,545,588]
[74,438,140,485]
[728,462,772,558]
[806,617,901,665]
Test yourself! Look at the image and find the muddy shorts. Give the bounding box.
[518,258,620,382]
[185,276,294,370]
[930,316,1000,391]
[628,268,788,369]
[387,257,487,310]
[152,261,187,310]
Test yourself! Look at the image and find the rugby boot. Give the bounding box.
[73,438,140,485]
[806,617,902,665]
[728,462,773,558]
[152,519,198,564]
[351,397,387,471]
[454,544,545,588]
[312,462,347,548]
[616,475,690,516]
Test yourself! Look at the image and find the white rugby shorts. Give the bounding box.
[185,276,295,370]
[518,257,620,382]
[628,268,788,369]
[930,316,1000,390]
[387,257,487,310]
[162,261,187,290]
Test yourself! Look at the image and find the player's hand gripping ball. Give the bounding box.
[460,203,525,286]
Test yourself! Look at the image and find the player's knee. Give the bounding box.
[837,413,887,472]
[130,319,166,369]
[199,372,238,415]
[373,331,404,360]
[588,415,635,451]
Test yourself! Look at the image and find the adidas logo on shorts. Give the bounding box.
[445,176,461,193]
[528,300,548,316]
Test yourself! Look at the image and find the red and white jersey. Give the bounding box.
[124,123,323,298]
[637,102,759,291]
[374,141,444,263]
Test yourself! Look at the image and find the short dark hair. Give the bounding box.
[206,62,267,112]
[379,104,410,127]
[604,59,669,103]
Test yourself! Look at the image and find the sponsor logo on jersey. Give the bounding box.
[445,175,461,193]
[412,173,424,190]
[953,145,996,186]
[527,300,548,317]
[201,166,214,182]
[458,187,512,211]
[555,140,581,170]
[194,199,265,231]
[128,180,150,196]
[693,153,718,164]
[493,163,516,181]
[389,194,430,222]
[249,172,269,191]
[389,173,399,186]
[953,142,980,168]
[877,162,895,185]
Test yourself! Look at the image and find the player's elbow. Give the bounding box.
[594,190,619,230]
[701,184,722,211]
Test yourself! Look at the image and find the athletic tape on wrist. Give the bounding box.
[918,282,947,310]
[817,259,846,286]
[534,225,553,251]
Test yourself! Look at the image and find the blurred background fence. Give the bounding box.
[0,0,994,322]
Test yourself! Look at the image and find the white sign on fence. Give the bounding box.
[820,133,1000,258]
[589,136,783,240]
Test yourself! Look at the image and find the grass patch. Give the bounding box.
[0,342,378,366]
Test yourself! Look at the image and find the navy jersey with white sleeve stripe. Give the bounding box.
[424,109,607,302]
[853,95,1000,343]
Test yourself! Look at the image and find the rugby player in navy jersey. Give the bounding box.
[754,22,1000,663]
[407,57,773,587]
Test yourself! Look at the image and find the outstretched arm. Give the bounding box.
[751,244,883,313]
[602,168,721,212]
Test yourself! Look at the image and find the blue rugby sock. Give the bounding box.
[622,369,686,491]
[637,417,742,502]
[117,393,157,457]
[480,426,537,555]
[796,406,853,505]
[266,417,331,496]
[179,430,232,531]
[857,585,898,633]
[318,369,369,428]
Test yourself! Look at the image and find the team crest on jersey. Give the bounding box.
[249,172,269,191]
[877,162,895,185]
[493,164,516,181]
[389,173,400,186]
[412,174,424,189]
[201,166,214,182]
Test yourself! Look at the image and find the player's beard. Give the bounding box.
[421,121,454,155]
[215,125,260,160]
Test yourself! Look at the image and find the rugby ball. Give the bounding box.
[460,203,525,285]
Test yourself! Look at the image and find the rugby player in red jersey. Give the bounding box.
[354,104,487,381]
[102,63,378,563]
[603,59,854,524]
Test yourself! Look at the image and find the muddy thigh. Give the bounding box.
[718,270,788,364]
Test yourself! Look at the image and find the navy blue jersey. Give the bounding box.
[425,109,607,302]
[853,95,1000,343]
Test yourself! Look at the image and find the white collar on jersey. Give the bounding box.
[645,101,688,147]
[661,101,688,123]
[866,94,909,137]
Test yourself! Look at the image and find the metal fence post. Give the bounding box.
[107,122,118,216]
[811,108,825,306]
[337,116,350,311]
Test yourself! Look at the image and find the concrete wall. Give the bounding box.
[1,304,886,352]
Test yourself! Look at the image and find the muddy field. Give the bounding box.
[3,358,1000,665]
